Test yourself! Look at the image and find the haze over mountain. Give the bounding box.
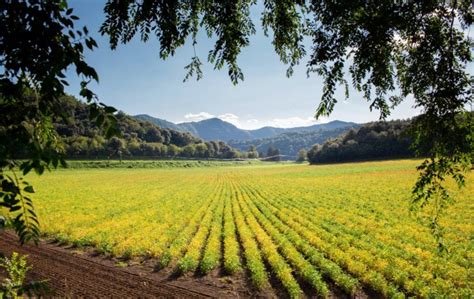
[134,114,357,142]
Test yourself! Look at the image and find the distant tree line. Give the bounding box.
[55,96,241,159]
[296,149,307,162]
[229,126,354,160]
[264,146,281,161]
[307,120,416,164]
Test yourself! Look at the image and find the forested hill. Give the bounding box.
[134,114,356,142]
[307,120,415,164]
[55,96,241,159]
[132,114,181,131]
[228,126,358,159]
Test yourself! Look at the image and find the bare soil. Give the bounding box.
[0,231,369,298]
[0,231,255,298]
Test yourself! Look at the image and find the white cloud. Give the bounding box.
[269,116,329,128]
[240,119,261,130]
[181,112,329,129]
[183,112,215,122]
[246,119,259,124]
[270,117,315,128]
[218,113,240,127]
[182,112,242,126]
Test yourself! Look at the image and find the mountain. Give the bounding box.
[178,118,252,141]
[286,120,359,133]
[229,126,360,159]
[134,114,181,131]
[133,114,357,142]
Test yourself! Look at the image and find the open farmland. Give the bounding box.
[26,160,473,298]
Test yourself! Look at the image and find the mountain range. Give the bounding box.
[134,114,357,143]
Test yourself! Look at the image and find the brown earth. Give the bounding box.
[0,231,367,298]
[0,231,257,298]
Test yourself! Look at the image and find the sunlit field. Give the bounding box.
[27,160,473,297]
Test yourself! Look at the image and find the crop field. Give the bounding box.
[25,160,472,297]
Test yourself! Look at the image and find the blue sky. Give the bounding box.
[65,0,427,129]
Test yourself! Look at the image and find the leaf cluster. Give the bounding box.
[0,1,116,243]
[0,169,40,245]
[0,252,49,298]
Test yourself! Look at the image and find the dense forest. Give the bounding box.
[229,126,357,160]
[56,96,242,159]
[307,120,415,163]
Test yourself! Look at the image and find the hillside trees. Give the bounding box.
[144,127,164,143]
[182,144,196,158]
[107,137,126,160]
[307,120,416,164]
[54,96,244,160]
[296,149,307,162]
[247,146,259,159]
[266,146,281,162]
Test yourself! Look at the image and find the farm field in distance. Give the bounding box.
[26,160,472,298]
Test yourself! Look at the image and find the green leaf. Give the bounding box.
[23,186,34,193]
[104,106,117,114]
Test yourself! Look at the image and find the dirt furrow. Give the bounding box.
[0,232,214,297]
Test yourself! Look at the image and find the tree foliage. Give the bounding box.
[0,0,116,243]
[296,149,307,162]
[265,146,281,161]
[246,145,259,159]
[307,119,416,163]
[0,252,49,297]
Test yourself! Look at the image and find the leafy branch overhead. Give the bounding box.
[100,1,473,114]
[0,0,117,243]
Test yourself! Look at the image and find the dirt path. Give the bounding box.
[0,232,234,298]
